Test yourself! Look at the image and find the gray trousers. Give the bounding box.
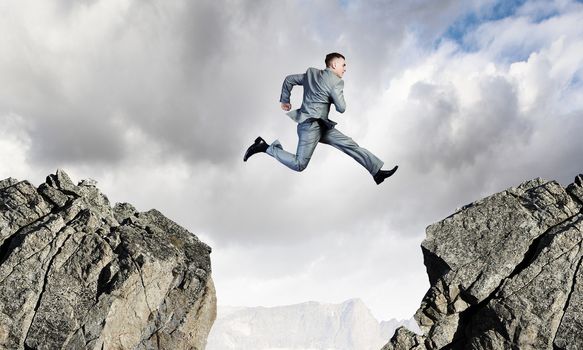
[266,119,384,175]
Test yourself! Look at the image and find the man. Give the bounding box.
[243,52,398,185]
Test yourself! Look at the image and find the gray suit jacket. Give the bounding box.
[279,67,346,128]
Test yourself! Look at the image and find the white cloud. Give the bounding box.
[1,0,583,323]
[0,113,33,181]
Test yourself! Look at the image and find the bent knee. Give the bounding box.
[295,158,310,172]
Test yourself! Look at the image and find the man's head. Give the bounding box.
[325,52,346,78]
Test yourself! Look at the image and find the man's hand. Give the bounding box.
[281,102,292,111]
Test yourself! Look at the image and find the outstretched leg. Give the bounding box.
[320,127,384,175]
[266,120,322,172]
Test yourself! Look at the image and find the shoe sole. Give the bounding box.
[375,165,398,185]
[243,137,266,162]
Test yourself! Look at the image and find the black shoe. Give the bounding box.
[374,165,398,185]
[244,136,269,162]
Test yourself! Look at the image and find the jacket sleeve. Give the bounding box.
[330,80,346,113]
[279,73,305,103]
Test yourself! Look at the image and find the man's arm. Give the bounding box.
[330,80,346,113]
[279,73,305,108]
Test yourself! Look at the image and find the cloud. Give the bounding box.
[0,113,33,180]
[0,0,495,167]
[362,0,583,224]
[2,0,583,322]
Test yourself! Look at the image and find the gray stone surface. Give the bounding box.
[0,169,216,350]
[383,175,583,350]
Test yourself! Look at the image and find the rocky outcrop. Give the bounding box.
[383,175,583,350]
[0,170,216,350]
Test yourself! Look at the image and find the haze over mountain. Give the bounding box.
[207,298,419,350]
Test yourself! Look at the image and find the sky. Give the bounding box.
[1,0,583,321]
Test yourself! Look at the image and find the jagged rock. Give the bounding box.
[381,327,424,350]
[383,175,583,350]
[0,169,216,350]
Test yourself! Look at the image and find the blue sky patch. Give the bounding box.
[434,0,571,57]
[443,0,528,45]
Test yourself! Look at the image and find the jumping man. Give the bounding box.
[243,52,398,185]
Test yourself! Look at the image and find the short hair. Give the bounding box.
[325,52,345,67]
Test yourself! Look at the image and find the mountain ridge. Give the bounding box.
[208,298,419,350]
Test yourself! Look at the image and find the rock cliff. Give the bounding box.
[0,170,216,350]
[383,175,583,350]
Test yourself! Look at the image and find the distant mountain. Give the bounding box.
[207,298,420,350]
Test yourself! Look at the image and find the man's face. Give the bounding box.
[331,58,346,78]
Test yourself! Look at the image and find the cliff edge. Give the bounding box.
[0,169,216,350]
[383,174,583,350]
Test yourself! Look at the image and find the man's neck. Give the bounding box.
[325,67,342,78]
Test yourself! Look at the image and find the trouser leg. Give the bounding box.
[266,120,322,172]
[320,127,384,175]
